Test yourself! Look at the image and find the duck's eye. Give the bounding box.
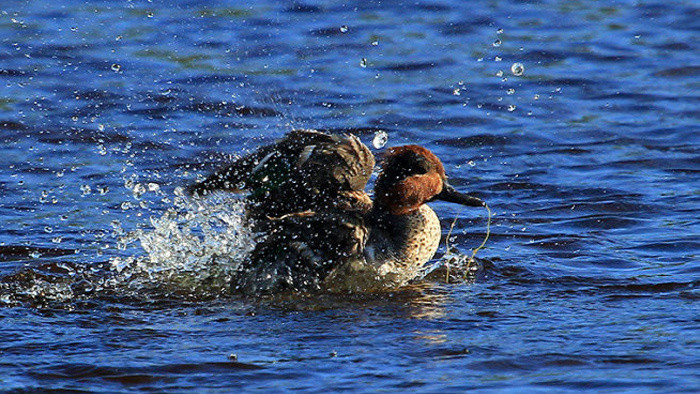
[383,153,429,181]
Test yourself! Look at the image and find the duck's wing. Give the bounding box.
[188,129,375,217]
[186,140,280,196]
[232,210,368,294]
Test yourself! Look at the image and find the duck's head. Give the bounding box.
[374,145,484,215]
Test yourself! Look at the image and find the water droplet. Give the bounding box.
[506,88,515,95]
[121,201,132,211]
[52,237,63,244]
[371,40,378,46]
[340,25,348,33]
[132,183,146,199]
[372,131,388,149]
[510,62,524,76]
[70,26,78,32]
[80,184,91,196]
[533,94,540,100]
[115,35,122,41]
[146,11,154,18]
[111,63,121,72]
[359,58,367,68]
[495,70,503,77]
[453,88,461,96]
[493,39,502,47]
[44,226,53,233]
[98,186,109,195]
[98,123,105,132]
[147,183,160,192]
[507,105,516,112]
[497,28,504,34]
[468,160,476,167]
[494,56,502,62]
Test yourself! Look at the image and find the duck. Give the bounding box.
[188,129,484,294]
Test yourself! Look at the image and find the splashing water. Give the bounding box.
[510,62,525,76]
[419,202,492,284]
[108,190,257,299]
[0,188,257,307]
[372,130,388,149]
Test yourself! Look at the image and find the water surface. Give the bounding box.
[1,0,698,391]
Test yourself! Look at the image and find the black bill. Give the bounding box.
[434,182,484,207]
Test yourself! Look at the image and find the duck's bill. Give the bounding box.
[435,183,485,207]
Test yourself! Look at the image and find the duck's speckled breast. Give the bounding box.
[374,204,441,278]
[323,204,442,292]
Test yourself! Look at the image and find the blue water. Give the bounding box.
[1,0,699,391]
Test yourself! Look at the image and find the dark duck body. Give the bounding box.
[188,129,484,294]
[188,130,375,218]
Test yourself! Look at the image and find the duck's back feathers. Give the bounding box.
[188,129,375,218]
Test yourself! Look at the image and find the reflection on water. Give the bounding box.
[405,283,450,320]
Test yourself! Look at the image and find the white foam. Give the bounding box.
[108,192,257,297]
